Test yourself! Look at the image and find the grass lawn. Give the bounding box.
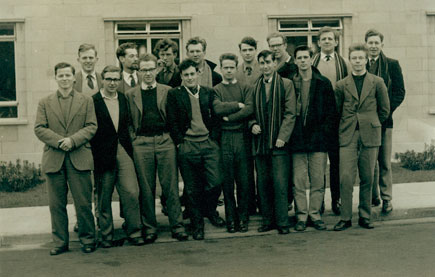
[0,163,434,209]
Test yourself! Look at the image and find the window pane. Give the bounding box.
[150,22,179,32]
[286,36,308,58]
[0,41,16,103]
[0,24,14,36]
[117,23,146,32]
[279,20,309,30]
[151,38,180,64]
[0,106,17,118]
[118,39,147,56]
[312,19,341,29]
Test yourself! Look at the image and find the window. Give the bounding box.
[0,24,17,118]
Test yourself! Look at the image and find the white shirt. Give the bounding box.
[320,52,335,61]
[141,81,157,90]
[122,71,138,86]
[221,79,237,85]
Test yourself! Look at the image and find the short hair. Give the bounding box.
[365,28,384,42]
[138,53,158,66]
[266,32,287,45]
[238,36,257,50]
[186,36,207,52]
[257,50,275,62]
[153,38,178,56]
[348,43,368,58]
[116,42,137,61]
[55,62,75,76]
[294,45,313,58]
[219,53,238,67]
[78,43,97,57]
[101,65,121,79]
[317,26,340,41]
[179,59,198,73]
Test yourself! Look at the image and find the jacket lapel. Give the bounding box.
[96,73,103,90]
[359,73,374,107]
[345,76,359,101]
[156,84,167,120]
[48,93,66,129]
[132,86,143,117]
[66,91,84,129]
[95,92,117,132]
[180,86,192,120]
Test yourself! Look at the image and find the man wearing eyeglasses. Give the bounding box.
[125,54,188,243]
[90,65,144,248]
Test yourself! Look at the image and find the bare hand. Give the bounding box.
[252,124,261,135]
[275,139,285,148]
[238,102,245,109]
[58,138,73,152]
[223,116,229,121]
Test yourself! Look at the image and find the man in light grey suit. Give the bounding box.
[74,43,102,96]
[34,62,97,255]
[333,44,390,231]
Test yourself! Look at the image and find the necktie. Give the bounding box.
[147,86,153,90]
[246,66,252,76]
[370,59,376,66]
[86,75,94,89]
[325,55,331,62]
[130,74,136,87]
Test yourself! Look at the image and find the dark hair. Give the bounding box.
[294,45,313,58]
[55,62,75,75]
[317,26,340,41]
[116,42,137,60]
[348,43,368,58]
[101,65,121,79]
[179,59,198,73]
[186,36,207,52]
[257,50,275,62]
[219,53,238,67]
[154,38,178,56]
[78,43,97,57]
[238,36,257,50]
[266,32,287,45]
[139,53,158,66]
[365,28,384,42]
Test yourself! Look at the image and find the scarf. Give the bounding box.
[312,52,348,81]
[373,51,391,89]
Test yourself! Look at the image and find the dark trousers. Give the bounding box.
[245,132,259,214]
[45,154,95,247]
[328,143,340,202]
[221,130,250,224]
[255,152,290,228]
[178,138,223,230]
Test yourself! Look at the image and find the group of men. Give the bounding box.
[34,26,405,256]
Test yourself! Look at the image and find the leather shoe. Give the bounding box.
[100,240,113,248]
[333,220,352,231]
[332,200,341,215]
[312,220,327,230]
[129,237,146,246]
[382,200,393,214]
[227,222,237,233]
[192,229,204,240]
[277,227,290,234]
[50,245,68,256]
[372,198,381,207]
[358,218,374,229]
[294,221,306,232]
[81,244,96,254]
[172,231,188,241]
[257,224,275,233]
[144,233,158,244]
[239,221,248,233]
[207,212,225,227]
[73,223,79,233]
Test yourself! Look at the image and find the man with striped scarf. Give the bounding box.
[249,50,297,234]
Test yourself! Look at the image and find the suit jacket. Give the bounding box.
[125,83,171,138]
[156,66,182,88]
[73,72,103,92]
[335,73,390,147]
[277,58,298,80]
[206,60,223,86]
[34,90,97,173]
[166,85,221,146]
[90,91,134,173]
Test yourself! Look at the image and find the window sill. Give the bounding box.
[0,118,28,125]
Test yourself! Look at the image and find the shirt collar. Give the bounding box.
[243,61,257,71]
[123,71,137,82]
[370,56,379,62]
[141,81,157,90]
[57,89,74,99]
[82,70,97,79]
[221,79,237,85]
[184,85,201,98]
[100,89,118,100]
[164,63,176,73]
[320,52,335,61]
[285,55,292,63]
[263,76,273,84]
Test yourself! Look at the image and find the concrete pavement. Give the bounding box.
[1,181,435,247]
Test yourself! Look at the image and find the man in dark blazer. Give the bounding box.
[154,38,182,88]
[34,62,97,255]
[125,54,188,243]
[74,43,102,96]
[90,65,144,248]
[166,59,224,240]
[365,29,406,213]
[333,44,390,231]
[116,42,140,93]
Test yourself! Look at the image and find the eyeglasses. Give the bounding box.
[269,43,284,49]
[138,68,157,73]
[104,78,121,83]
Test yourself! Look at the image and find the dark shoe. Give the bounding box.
[50,245,68,256]
[294,221,306,232]
[239,221,248,233]
[192,229,204,240]
[172,231,188,241]
[81,244,96,254]
[333,220,352,231]
[382,200,393,214]
[277,227,290,234]
[358,218,374,229]
[100,240,113,248]
[73,223,79,233]
[312,220,327,231]
[207,212,225,227]
[332,200,341,215]
[129,237,146,246]
[226,222,237,233]
[257,224,275,233]
[372,198,381,207]
[144,233,158,244]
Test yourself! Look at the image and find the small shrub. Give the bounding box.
[0,159,44,192]
[395,144,435,171]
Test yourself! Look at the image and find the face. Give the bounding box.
[220,59,237,82]
[77,49,98,74]
[366,35,383,58]
[138,60,157,85]
[181,66,199,89]
[55,67,75,90]
[318,32,338,54]
[158,47,176,68]
[102,71,121,94]
[295,50,312,72]
[349,50,368,74]
[268,36,287,59]
[186,43,205,64]
[239,43,256,63]
[258,55,276,78]
[119,48,139,71]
